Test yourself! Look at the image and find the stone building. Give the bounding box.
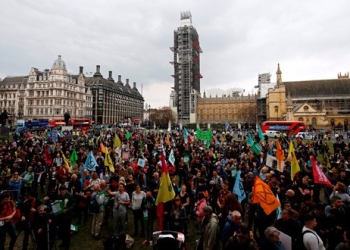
[0,55,144,126]
[197,91,257,128]
[266,64,350,130]
[85,65,144,124]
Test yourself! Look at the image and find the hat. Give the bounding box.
[202,206,213,213]
[59,185,67,191]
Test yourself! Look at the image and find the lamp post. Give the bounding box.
[148,104,151,129]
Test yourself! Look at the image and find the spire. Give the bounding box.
[276,63,282,74]
[276,63,282,86]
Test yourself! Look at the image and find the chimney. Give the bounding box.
[133,82,136,88]
[118,75,121,82]
[93,65,102,77]
[108,71,114,82]
[79,66,83,74]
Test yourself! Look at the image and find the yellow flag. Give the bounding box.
[155,151,175,205]
[61,151,72,173]
[288,141,300,180]
[165,135,170,146]
[113,134,121,148]
[104,148,115,173]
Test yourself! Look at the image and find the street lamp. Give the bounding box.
[148,104,151,129]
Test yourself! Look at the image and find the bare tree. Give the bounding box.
[149,107,176,128]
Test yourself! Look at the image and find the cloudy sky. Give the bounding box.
[1,0,350,108]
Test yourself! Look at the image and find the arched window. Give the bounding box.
[298,117,304,121]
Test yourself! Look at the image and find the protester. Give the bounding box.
[0,192,17,250]
[196,205,220,250]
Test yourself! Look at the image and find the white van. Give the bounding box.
[296,132,313,140]
[264,130,281,138]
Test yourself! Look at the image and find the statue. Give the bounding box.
[64,112,71,126]
[0,110,8,126]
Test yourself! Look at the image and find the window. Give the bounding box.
[36,109,39,115]
[303,106,309,111]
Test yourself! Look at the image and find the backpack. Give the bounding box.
[89,194,100,213]
[295,230,319,250]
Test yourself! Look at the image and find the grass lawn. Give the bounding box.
[11,208,199,250]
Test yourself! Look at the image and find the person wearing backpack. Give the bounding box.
[224,222,258,250]
[302,214,326,250]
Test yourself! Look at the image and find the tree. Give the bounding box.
[149,107,176,128]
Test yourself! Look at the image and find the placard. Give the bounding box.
[122,151,130,161]
[266,154,276,168]
[51,200,64,215]
[138,158,145,167]
[279,231,292,250]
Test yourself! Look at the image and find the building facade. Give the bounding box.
[265,64,350,130]
[0,55,144,126]
[197,91,258,128]
[85,66,144,124]
[171,11,202,125]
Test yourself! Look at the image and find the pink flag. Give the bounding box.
[311,156,332,187]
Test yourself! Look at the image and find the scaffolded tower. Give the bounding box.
[170,11,202,125]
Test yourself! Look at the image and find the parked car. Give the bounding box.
[264,130,281,138]
[296,132,313,140]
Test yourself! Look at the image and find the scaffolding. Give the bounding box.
[171,11,202,124]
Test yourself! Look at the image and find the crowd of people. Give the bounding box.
[0,126,350,250]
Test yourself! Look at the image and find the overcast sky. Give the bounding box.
[1,0,350,109]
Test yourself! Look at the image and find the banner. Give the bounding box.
[311,156,332,187]
[252,177,280,215]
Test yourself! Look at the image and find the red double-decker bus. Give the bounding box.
[49,118,67,127]
[261,121,307,136]
[70,118,92,130]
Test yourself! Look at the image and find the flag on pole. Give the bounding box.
[311,156,332,187]
[165,135,170,146]
[276,140,285,172]
[114,133,121,148]
[258,124,265,142]
[252,177,280,215]
[69,149,78,166]
[247,133,261,156]
[168,149,175,166]
[100,142,106,154]
[276,194,282,219]
[287,141,300,180]
[125,132,131,140]
[233,170,246,202]
[61,151,72,173]
[156,147,176,230]
[104,148,115,173]
[84,151,98,172]
[183,128,189,144]
[247,133,254,146]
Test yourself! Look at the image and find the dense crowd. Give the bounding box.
[0,126,350,250]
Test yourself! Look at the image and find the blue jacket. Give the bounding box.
[222,215,241,246]
[9,178,22,191]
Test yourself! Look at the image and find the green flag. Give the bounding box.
[125,132,131,140]
[70,149,78,166]
[258,124,265,142]
[247,133,254,146]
